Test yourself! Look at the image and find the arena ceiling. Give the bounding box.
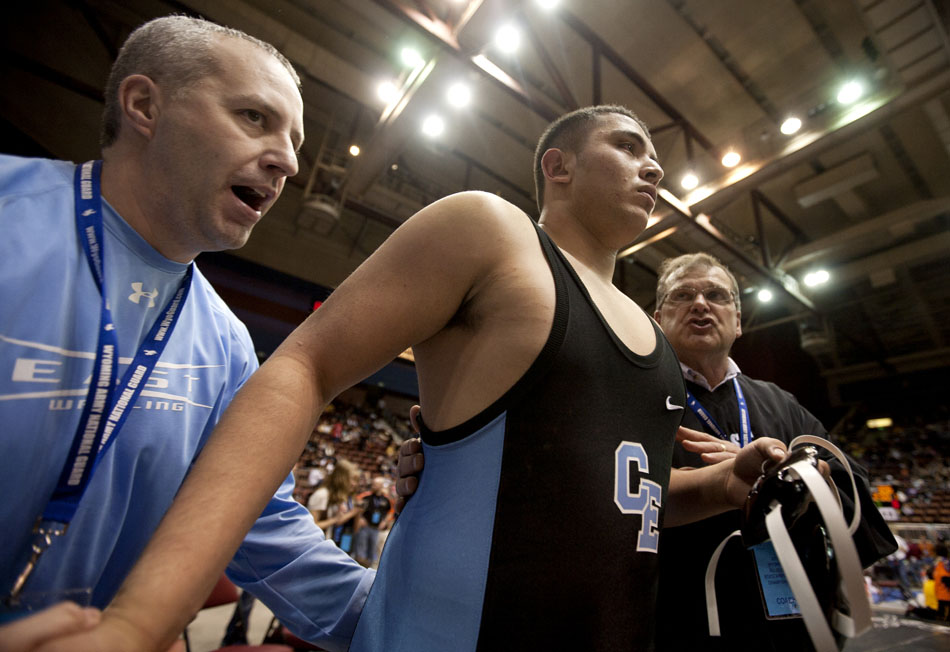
[3,0,949,414]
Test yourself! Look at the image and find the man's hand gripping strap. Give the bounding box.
[704,436,871,651]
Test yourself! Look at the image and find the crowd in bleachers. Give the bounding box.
[830,415,950,614]
[291,394,414,506]
[831,418,950,524]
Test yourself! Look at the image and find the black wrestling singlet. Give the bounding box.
[351,222,686,651]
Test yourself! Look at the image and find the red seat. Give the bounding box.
[183,575,293,652]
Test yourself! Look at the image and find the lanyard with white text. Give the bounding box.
[6,160,193,603]
[685,377,753,448]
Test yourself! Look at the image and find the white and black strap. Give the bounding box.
[704,437,871,651]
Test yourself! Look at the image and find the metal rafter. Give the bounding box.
[653,193,818,314]
[370,0,559,121]
[691,69,950,216]
[74,0,119,61]
[556,9,718,155]
[0,47,103,104]
[517,7,578,110]
[664,0,781,123]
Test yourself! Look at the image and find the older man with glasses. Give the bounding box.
[651,252,896,652]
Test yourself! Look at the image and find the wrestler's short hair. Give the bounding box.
[533,105,649,213]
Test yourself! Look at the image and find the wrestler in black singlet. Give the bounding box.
[351,220,686,651]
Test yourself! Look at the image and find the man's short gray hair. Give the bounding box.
[655,253,741,311]
[100,15,300,147]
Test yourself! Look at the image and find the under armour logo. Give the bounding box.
[144,350,158,356]
[665,396,684,411]
[129,283,159,308]
[82,208,96,217]
[104,324,115,331]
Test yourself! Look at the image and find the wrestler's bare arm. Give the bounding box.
[50,191,545,651]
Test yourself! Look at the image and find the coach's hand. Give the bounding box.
[676,426,740,464]
[394,405,425,513]
[724,437,789,508]
[0,603,100,652]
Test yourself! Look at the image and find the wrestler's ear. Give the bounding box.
[541,148,574,186]
[117,74,163,141]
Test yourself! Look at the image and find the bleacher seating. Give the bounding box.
[831,416,950,525]
[291,397,408,505]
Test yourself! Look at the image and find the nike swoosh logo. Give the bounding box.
[666,396,684,411]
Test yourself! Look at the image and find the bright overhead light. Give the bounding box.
[866,417,893,429]
[349,145,360,157]
[721,151,741,167]
[757,288,773,303]
[836,80,864,105]
[495,24,521,53]
[681,172,699,190]
[446,82,471,108]
[803,269,830,287]
[377,81,398,103]
[780,117,802,135]
[536,0,560,8]
[400,47,424,69]
[421,114,445,137]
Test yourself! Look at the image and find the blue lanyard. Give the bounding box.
[685,377,753,448]
[7,161,193,602]
[45,159,194,521]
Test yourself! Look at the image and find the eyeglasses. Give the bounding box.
[663,285,735,306]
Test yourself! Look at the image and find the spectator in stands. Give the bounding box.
[309,459,363,555]
[352,477,394,568]
[906,565,940,621]
[935,542,950,622]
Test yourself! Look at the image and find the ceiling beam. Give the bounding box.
[664,0,781,123]
[792,153,879,208]
[557,9,717,154]
[518,8,578,110]
[342,56,446,197]
[451,148,535,202]
[647,191,818,313]
[782,197,950,270]
[689,69,950,216]
[752,189,810,247]
[820,346,950,383]
[74,0,119,60]
[371,0,559,121]
[822,230,950,287]
[0,47,102,104]
[450,0,485,36]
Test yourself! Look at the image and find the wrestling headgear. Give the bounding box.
[705,436,871,652]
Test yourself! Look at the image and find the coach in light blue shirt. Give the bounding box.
[0,15,371,651]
